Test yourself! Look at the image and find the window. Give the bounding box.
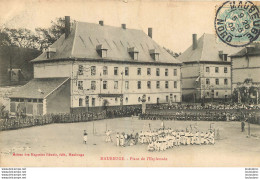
[78,65,83,75]
[137,81,141,89]
[125,97,128,103]
[224,78,228,85]
[38,99,43,103]
[115,97,118,103]
[114,81,118,89]
[92,98,95,107]
[125,81,129,90]
[137,68,141,75]
[103,66,108,75]
[103,81,107,89]
[114,67,118,75]
[166,96,169,102]
[156,68,160,76]
[125,67,129,76]
[207,92,210,96]
[147,68,151,75]
[85,96,89,105]
[138,97,141,102]
[91,81,96,90]
[223,54,227,61]
[206,67,210,72]
[157,98,160,104]
[79,98,83,106]
[78,81,83,90]
[147,81,151,89]
[156,81,160,89]
[216,92,219,96]
[174,81,177,88]
[215,67,219,73]
[174,69,177,76]
[148,97,150,102]
[91,66,96,76]
[33,99,37,103]
[165,81,169,88]
[216,78,219,85]
[206,78,210,85]
[165,69,168,76]
[224,67,228,73]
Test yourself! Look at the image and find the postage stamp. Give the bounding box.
[215,1,260,47]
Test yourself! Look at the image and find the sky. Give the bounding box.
[0,0,222,53]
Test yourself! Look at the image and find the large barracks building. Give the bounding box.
[178,33,241,102]
[9,16,182,115]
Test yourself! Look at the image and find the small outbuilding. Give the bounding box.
[9,77,70,116]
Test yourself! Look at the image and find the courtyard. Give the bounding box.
[0,117,260,167]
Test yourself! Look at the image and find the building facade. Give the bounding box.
[230,44,260,104]
[9,17,182,115]
[178,33,242,102]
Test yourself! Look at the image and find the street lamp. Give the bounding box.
[120,71,124,106]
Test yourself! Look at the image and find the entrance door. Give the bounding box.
[157,98,160,105]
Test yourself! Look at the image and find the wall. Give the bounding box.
[232,56,260,90]
[70,61,182,107]
[182,62,231,100]
[33,61,72,78]
[46,80,71,114]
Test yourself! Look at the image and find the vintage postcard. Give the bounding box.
[0,0,260,167]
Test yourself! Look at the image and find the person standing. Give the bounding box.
[241,121,245,132]
[116,132,120,146]
[83,130,88,144]
[105,130,112,142]
[120,132,125,147]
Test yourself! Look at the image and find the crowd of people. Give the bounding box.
[140,111,259,123]
[144,128,215,152]
[0,106,143,131]
[101,124,215,152]
[148,103,260,110]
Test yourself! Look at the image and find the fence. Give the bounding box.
[139,112,260,124]
[0,106,142,131]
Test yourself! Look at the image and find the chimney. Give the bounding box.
[192,34,197,50]
[148,28,152,38]
[99,20,104,26]
[121,24,126,29]
[65,16,70,39]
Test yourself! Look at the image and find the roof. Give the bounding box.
[229,46,260,57]
[32,21,181,65]
[177,33,242,63]
[10,77,69,99]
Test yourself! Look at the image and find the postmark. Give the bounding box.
[215,1,260,47]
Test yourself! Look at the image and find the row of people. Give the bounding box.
[139,112,259,122]
[139,113,228,121]
[138,128,215,152]
[148,103,259,110]
[108,127,215,152]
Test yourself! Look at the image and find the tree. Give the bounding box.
[35,17,75,50]
[1,28,39,49]
[1,17,75,51]
[0,30,12,47]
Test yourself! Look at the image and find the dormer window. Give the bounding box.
[46,47,56,59]
[218,51,228,61]
[128,47,139,60]
[149,49,160,61]
[96,44,108,58]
